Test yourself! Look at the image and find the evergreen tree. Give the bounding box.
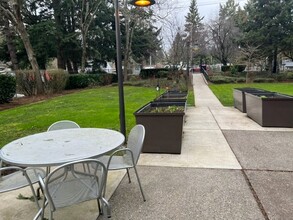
[184,0,203,67]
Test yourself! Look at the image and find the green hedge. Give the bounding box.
[253,78,275,83]
[66,73,117,89]
[0,74,16,103]
[221,65,246,73]
[209,76,236,84]
[139,68,169,79]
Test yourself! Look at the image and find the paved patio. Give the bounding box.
[1,73,292,219]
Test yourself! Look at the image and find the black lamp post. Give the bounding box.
[115,0,155,136]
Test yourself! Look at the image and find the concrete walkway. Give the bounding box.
[1,73,292,219]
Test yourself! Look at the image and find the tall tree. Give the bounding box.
[169,29,185,68]
[0,0,44,94]
[184,0,203,67]
[0,17,19,70]
[78,0,103,72]
[209,0,240,65]
[240,0,293,73]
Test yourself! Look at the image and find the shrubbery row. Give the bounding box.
[0,74,16,103]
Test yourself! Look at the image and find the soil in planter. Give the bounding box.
[144,106,185,113]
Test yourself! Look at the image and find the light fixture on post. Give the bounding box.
[129,0,156,7]
[115,0,155,137]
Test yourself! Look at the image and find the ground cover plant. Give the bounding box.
[0,86,194,147]
[209,83,293,106]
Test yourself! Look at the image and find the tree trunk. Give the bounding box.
[17,22,44,94]
[81,32,86,73]
[272,48,278,74]
[3,19,19,70]
[52,0,66,70]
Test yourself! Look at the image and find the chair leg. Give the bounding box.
[100,197,111,219]
[133,166,146,202]
[126,168,131,183]
[28,183,41,209]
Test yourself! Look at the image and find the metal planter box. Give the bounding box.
[134,101,186,154]
[233,88,267,113]
[155,91,187,103]
[245,92,293,127]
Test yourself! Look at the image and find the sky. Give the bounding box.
[153,0,248,49]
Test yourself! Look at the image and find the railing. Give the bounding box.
[201,68,209,85]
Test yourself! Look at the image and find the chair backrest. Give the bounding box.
[41,159,107,211]
[126,124,145,165]
[47,120,80,131]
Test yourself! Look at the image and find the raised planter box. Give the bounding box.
[245,92,293,127]
[134,101,185,154]
[155,91,187,102]
[233,88,267,113]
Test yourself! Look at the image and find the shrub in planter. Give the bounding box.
[0,74,16,103]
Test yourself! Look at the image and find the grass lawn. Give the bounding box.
[0,86,194,147]
[209,83,293,106]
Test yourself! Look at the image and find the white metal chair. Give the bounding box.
[47,120,80,131]
[0,159,46,209]
[98,124,146,201]
[38,159,110,220]
[46,120,80,173]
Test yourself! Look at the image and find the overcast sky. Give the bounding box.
[153,0,248,49]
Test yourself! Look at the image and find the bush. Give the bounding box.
[235,77,246,83]
[66,73,116,89]
[66,74,91,89]
[287,72,293,80]
[15,70,37,96]
[253,78,275,83]
[209,76,235,84]
[139,68,169,79]
[44,69,69,93]
[234,65,246,72]
[221,66,231,72]
[0,74,16,103]
[15,69,69,95]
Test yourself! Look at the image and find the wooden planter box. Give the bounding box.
[134,101,186,154]
[245,92,293,127]
[233,88,267,113]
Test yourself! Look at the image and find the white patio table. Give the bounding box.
[0,128,125,167]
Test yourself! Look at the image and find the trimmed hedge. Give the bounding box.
[221,65,246,73]
[65,73,117,90]
[139,68,169,79]
[253,78,275,83]
[209,76,236,84]
[16,69,69,95]
[0,74,16,103]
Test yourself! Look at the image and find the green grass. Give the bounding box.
[0,86,194,147]
[209,83,293,106]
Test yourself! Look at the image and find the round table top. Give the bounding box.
[0,128,125,167]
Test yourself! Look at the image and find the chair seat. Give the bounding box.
[98,155,133,170]
[0,167,46,193]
